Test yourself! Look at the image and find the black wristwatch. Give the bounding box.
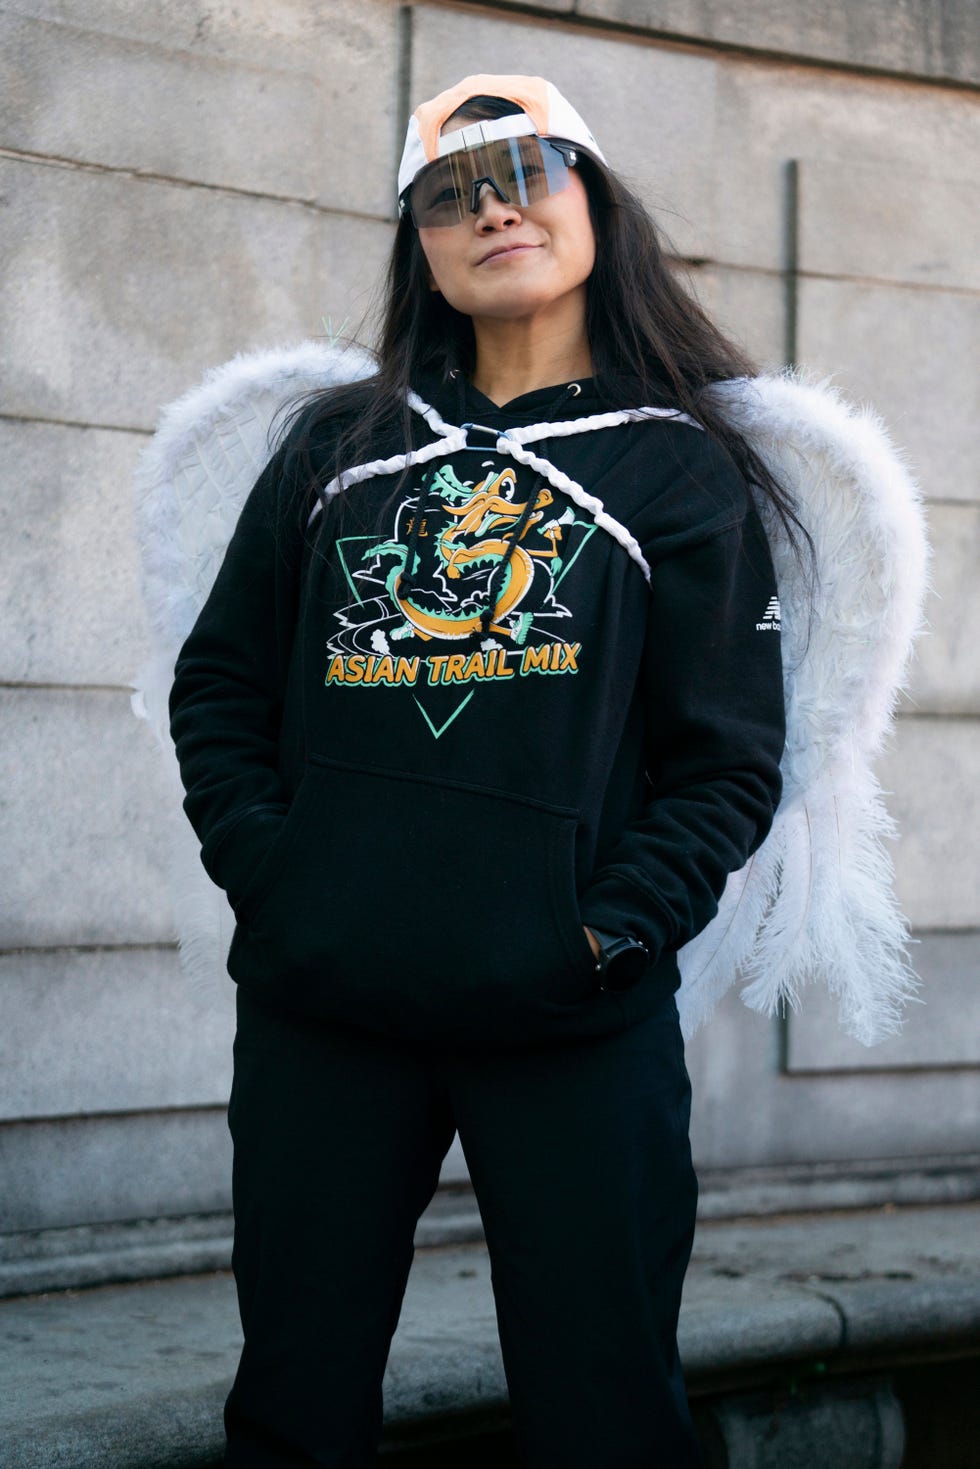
[586,927,650,992]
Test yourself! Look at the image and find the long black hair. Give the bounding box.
[280,95,811,564]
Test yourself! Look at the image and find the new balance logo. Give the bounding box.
[756,596,781,632]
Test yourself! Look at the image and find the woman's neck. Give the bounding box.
[469,309,593,407]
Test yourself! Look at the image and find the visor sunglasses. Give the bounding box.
[400,134,578,229]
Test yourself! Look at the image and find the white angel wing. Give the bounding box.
[131,348,928,1038]
[677,370,929,1045]
[131,340,374,1006]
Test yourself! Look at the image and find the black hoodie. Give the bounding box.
[169,371,785,1048]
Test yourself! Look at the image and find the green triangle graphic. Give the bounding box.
[552,521,597,589]
[336,536,381,604]
[413,691,476,739]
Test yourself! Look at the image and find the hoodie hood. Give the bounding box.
[414,363,681,428]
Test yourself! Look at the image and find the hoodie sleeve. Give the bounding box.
[168,437,307,911]
[579,486,786,962]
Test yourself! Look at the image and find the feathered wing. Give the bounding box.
[677,370,929,1045]
[130,340,374,1005]
[131,349,928,1039]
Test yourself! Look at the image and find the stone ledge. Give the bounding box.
[1,1203,977,1467]
[5,1160,979,1298]
[0,1187,486,1299]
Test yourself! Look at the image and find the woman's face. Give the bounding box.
[416,126,597,327]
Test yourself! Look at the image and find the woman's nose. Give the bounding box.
[472,182,521,229]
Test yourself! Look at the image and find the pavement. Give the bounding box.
[2,1202,978,1469]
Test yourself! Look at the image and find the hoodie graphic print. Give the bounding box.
[325,456,594,739]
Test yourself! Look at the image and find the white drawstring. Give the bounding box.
[306,393,705,586]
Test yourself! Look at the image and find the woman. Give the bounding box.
[170,75,796,1468]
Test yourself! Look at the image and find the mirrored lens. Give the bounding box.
[410,137,571,228]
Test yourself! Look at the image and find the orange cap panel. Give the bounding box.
[413,74,552,165]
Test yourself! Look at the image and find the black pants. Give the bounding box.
[223,984,703,1468]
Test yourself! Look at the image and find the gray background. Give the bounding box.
[1,0,977,1268]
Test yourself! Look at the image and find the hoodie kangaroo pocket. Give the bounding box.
[232,769,317,921]
[232,756,598,1041]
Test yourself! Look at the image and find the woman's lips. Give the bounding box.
[478,244,540,265]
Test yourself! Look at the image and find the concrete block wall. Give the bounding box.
[1,0,978,1254]
[1,0,401,1241]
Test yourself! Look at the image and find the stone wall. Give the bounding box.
[1,1,977,1258]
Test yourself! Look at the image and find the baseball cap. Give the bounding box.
[397,73,606,199]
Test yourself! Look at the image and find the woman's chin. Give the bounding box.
[463,285,585,327]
